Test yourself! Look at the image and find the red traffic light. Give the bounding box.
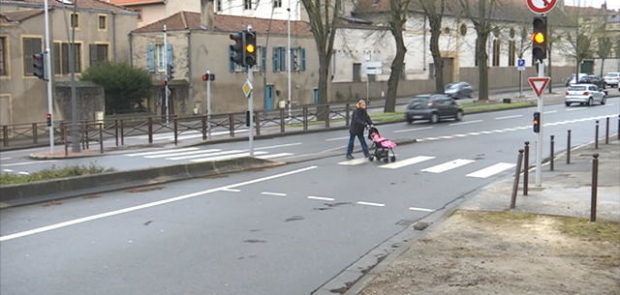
[202,73,215,81]
[46,113,52,119]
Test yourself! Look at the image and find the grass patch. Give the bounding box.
[0,164,115,186]
[463,101,535,113]
[559,218,620,243]
[456,210,538,224]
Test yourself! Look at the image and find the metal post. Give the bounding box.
[303,106,308,132]
[605,117,609,144]
[229,114,235,137]
[148,117,153,144]
[115,119,119,146]
[590,153,599,222]
[44,0,54,153]
[173,119,178,145]
[287,1,292,118]
[2,125,7,147]
[206,69,212,139]
[120,119,125,146]
[99,123,103,154]
[202,115,207,141]
[32,123,38,144]
[511,149,524,209]
[595,120,599,149]
[617,115,619,140]
[248,65,255,156]
[69,0,79,153]
[524,141,529,196]
[63,123,68,157]
[84,123,89,149]
[163,25,170,125]
[550,135,555,171]
[325,105,330,128]
[535,61,545,187]
[345,103,351,127]
[567,129,571,164]
[280,109,285,133]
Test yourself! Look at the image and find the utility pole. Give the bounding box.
[69,0,80,152]
[163,24,170,125]
[206,69,212,139]
[287,0,292,117]
[44,0,54,153]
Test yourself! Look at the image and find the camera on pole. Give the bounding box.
[531,15,547,61]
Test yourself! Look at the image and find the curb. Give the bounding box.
[0,157,283,208]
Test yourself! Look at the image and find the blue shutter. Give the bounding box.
[260,47,266,72]
[146,44,155,72]
[228,47,234,72]
[166,44,173,66]
[280,47,286,72]
[301,48,306,71]
[272,47,278,72]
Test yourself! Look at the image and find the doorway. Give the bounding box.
[264,85,274,110]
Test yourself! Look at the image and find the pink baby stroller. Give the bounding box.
[367,126,397,163]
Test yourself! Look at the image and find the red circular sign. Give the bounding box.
[527,0,557,14]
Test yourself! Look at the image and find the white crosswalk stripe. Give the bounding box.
[421,159,475,173]
[466,162,516,178]
[125,147,200,157]
[189,151,268,162]
[338,158,369,165]
[379,156,435,169]
[167,150,243,160]
[144,149,221,159]
[256,153,294,159]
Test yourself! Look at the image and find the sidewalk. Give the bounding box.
[349,139,620,295]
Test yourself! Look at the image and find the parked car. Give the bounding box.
[603,72,619,87]
[444,82,473,99]
[405,94,464,124]
[565,73,588,86]
[564,84,606,107]
[578,75,606,89]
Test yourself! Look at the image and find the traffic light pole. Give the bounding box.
[44,0,54,153]
[206,70,212,139]
[163,25,170,125]
[248,66,254,157]
[535,60,544,187]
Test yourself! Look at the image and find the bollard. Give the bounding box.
[173,119,178,145]
[148,117,153,144]
[618,115,620,140]
[605,117,609,144]
[280,109,285,133]
[511,149,524,209]
[566,130,571,164]
[85,123,90,149]
[345,104,351,127]
[2,125,8,147]
[202,116,207,141]
[550,135,555,171]
[229,114,235,137]
[115,120,119,146]
[303,107,308,132]
[590,153,599,222]
[63,123,68,157]
[32,123,38,144]
[99,123,104,154]
[120,120,125,146]
[595,120,599,149]
[524,141,530,196]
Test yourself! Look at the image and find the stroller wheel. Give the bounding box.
[369,156,374,161]
[390,156,396,162]
[383,158,389,163]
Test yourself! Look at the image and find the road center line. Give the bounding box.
[0,166,318,242]
[543,110,557,114]
[307,196,335,201]
[495,115,523,120]
[356,201,385,207]
[255,142,302,150]
[409,207,435,212]
[325,136,349,141]
[222,188,241,192]
[1,160,57,167]
[449,120,483,126]
[261,192,287,197]
[393,127,433,133]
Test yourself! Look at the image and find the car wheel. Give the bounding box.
[565,102,571,107]
[407,119,413,124]
[601,98,606,105]
[430,113,439,124]
[588,98,593,106]
[455,111,464,121]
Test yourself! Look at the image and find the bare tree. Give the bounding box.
[300,0,342,108]
[459,0,499,101]
[384,0,412,112]
[597,38,612,76]
[419,0,446,94]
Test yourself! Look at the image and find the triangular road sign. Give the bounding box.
[528,77,551,97]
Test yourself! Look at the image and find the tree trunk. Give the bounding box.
[385,24,407,112]
[600,58,605,77]
[430,28,444,93]
[476,34,489,101]
[317,47,330,120]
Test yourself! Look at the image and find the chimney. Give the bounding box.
[201,0,215,28]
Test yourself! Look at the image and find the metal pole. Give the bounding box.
[511,149,524,209]
[519,69,523,98]
[567,129,571,164]
[44,0,54,153]
[249,65,254,156]
[163,25,169,125]
[99,123,103,154]
[590,153,599,222]
[287,0,292,118]
[535,61,544,187]
[550,135,555,171]
[595,120,599,149]
[524,141,529,196]
[69,0,80,153]
[207,69,212,139]
[605,117,609,144]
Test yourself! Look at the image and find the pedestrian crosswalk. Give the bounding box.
[338,155,516,179]
[124,146,296,162]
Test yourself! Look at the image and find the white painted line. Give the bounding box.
[392,127,433,134]
[449,120,483,126]
[466,162,516,178]
[495,115,523,120]
[356,201,385,207]
[422,159,475,173]
[0,157,12,161]
[424,137,440,141]
[566,108,587,112]
[307,196,335,201]
[145,149,221,159]
[256,153,294,159]
[544,110,558,114]
[338,158,368,166]
[167,150,243,160]
[189,151,268,162]
[1,160,57,167]
[17,172,30,175]
[467,132,482,136]
[408,207,435,212]
[222,188,241,192]
[125,147,200,157]
[454,134,468,137]
[261,192,287,197]
[255,142,302,150]
[0,165,318,242]
[326,136,350,141]
[380,156,435,169]
[3,169,13,172]
[440,136,453,139]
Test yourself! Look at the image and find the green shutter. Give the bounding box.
[301,48,306,71]
[146,44,155,72]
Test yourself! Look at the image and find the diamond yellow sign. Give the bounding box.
[242,79,253,98]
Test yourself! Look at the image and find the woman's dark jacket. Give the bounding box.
[349,108,373,136]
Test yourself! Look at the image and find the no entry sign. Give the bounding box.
[527,0,557,14]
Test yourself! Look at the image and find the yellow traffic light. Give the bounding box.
[532,32,545,44]
[245,44,255,53]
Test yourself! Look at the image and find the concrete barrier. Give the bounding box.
[0,157,282,208]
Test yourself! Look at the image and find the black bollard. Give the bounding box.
[511,149,524,209]
[550,135,555,171]
[590,153,599,222]
[605,117,609,144]
[595,120,599,149]
[524,141,530,196]
[567,129,571,164]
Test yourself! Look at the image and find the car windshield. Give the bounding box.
[447,83,461,89]
[568,86,587,91]
[408,97,430,109]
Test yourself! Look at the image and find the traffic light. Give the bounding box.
[202,73,215,81]
[230,31,246,67]
[244,30,257,67]
[33,52,47,80]
[46,113,52,127]
[532,16,547,61]
[533,112,541,133]
[166,63,175,81]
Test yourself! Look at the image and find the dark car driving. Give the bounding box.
[444,82,473,99]
[578,75,606,89]
[405,94,464,124]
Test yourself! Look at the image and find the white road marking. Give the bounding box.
[222,188,241,192]
[0,165,318,242]
[392,127,433,133]
[256,153,294,159]
[0,157,12,161]
[3,169,13,172]
[544,110,558,114]
[449,120,483,126]
[454,134,468,137]
[440,136,453,139]
[466,162,516,178]
[255,142,302,150]
[326,136,350,141]
[495,115,523,120]
[566,108,587,112]
[408,207,435,212]
[125,147,200,157]
[380,156,435,169]
[307,196,335,201]
[467,132,482,135]
[338,158,368,166]
[356,201,385,207]
[189,151,268,162]
[167,150,243,160]
[17,172,30,175]
[145,149,221,159]
[422,159,475,173]
[1,160,57,167]
[261,192,287,197]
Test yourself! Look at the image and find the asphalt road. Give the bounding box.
[0,98,619,294]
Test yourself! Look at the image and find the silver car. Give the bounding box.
[564,84,606,107]
[603,72,619,87]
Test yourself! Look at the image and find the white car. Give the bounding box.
[565,84,606,107]
[603,72,619,87]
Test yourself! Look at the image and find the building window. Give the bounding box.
[508,40,516,66]
[23,37,42,76]
[98,15,107,30]
[53,42,82,74]
[70,13,79,28]
[290,47,306,71]
[156,44,165,72]
[492,39,500,67]
[274,0,282,8]
[0,37,7,76]
[272,47,286,72]
[90,44,109,66]
[244,0,252,10]
[259,46,267,72]
[353,63,361,82]
[216,0,222,11]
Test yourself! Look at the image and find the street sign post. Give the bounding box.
[518,58,526,97]
[526,0,557,14]
[517,59,526,71]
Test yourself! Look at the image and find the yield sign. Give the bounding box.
[528,77,550,97]
[527,0,557,14]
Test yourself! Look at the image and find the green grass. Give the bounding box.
[463,101,535,113]
[560,218,620,243]
[0,164,115,186]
